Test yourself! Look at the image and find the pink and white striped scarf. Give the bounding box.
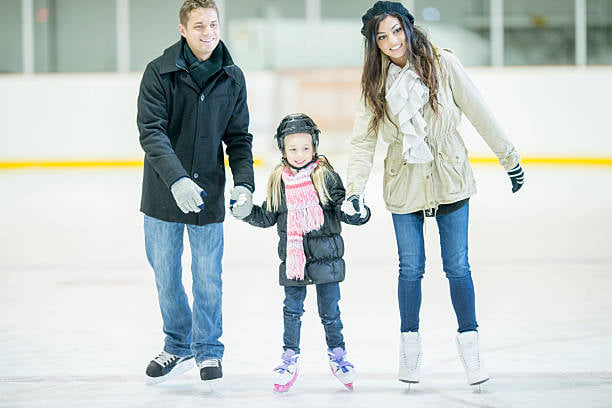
[281,161,324,280]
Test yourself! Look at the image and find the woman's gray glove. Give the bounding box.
[507,164,525,193]
[170,177,205,213]
[229,185,253,219]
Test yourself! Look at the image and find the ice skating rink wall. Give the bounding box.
[0,66,611,164]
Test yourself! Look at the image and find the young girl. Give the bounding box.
[230,113,369,393]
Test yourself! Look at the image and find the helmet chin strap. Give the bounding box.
[283,154,319,171]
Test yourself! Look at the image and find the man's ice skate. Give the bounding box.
[145,351,194,385]
[398,331,422,388]
[273,349,300,394]
[456,331,489,389]
[328,347,356,390]
[199,358,223,391]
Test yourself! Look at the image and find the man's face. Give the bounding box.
[179,7,220,61]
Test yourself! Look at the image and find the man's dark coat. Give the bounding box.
[137,39,254,225]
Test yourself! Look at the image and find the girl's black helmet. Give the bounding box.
[274,113,320,151]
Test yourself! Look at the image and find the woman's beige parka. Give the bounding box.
[346,49,520,214]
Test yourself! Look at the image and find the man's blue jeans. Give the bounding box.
[391,203,478,333]
[283,282,345,353]
[144,215,224,362]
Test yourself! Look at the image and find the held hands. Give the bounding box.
[229,184,253,219]
[507,164,525,193]
[341,195,371,225]
[170,177,207,213]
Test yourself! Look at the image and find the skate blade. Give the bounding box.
[273,383,294,394]
[273,369,299,394]
[330,367,356,391]
[202,378,222,393]
[273,377,297,394]
[399,380,419,392]
[145,359,195,386]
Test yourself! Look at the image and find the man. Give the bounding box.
[137,0,254,385]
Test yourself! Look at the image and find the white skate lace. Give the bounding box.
[459,338,481,372]
[401,350,420,370]
[198,359,220,369]
[461,350,481,372]
[153,351,177,367]
[400,341,420,370]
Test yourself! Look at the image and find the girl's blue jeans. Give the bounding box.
[282,282,345,353]
[391,202,478,333]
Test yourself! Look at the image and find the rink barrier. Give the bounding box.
[0,156,611,170]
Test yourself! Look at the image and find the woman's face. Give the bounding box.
[284,133,315,168]
[375,15,407,66]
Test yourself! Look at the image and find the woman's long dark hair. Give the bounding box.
[361,12,440,136]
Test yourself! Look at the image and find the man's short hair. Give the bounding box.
[179,0,218,26]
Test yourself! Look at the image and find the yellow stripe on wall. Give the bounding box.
[0,160,145,169]
[469,157,612,166]
[0,156,611,170]
[0,158,266,170]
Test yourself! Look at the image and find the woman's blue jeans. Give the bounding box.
[282,282,345,353]
[391,203,478,333]
[144,215,224,362]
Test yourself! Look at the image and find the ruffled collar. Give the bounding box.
[385,62,433,164]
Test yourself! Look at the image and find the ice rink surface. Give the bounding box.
[1,161,611,407]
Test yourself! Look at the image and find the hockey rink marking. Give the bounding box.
[421,386,497,408]
[2,371,611,384]
[0,375,139,383]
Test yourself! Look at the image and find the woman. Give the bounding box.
[343,1,524,387]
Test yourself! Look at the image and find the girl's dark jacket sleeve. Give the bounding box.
[242,169,367,286]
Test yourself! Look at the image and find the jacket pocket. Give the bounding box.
[383,156,408,208]
[437,137,469,194]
